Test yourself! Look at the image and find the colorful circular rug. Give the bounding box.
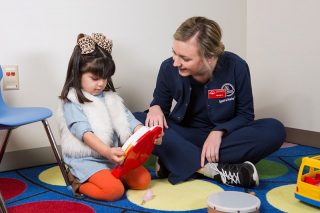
[1,144,320,212]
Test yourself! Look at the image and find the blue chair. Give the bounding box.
[0,66,70,211]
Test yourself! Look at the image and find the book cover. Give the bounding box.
[111,125,162,178]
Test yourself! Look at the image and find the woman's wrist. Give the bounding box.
[210,130,224,137]
[149,105,161,112]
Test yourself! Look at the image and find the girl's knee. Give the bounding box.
[80,170,125,201]
[134,172,151,189]
[103,182,125,201]
[96,179,125,201]
[122,166,151,189]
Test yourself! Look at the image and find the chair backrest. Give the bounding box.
[0,65,2,80]
[0,66,5,107]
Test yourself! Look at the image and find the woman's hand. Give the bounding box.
[153,132,163,145]
[134,124,163,145]
[145,105,168,130]
[200,130,224,167]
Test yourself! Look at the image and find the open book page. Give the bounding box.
[121,126,158,154]
[121,126,149,154]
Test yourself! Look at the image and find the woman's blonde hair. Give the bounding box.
[174,16,225,58]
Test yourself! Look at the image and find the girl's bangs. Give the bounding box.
[83,57,114,79]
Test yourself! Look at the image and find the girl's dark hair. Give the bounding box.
[60,34,116,103]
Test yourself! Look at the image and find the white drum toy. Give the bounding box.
[207,191,260,213]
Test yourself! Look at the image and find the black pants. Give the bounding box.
[134,112,286,184]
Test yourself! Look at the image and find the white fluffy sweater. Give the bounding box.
[56,88,131,158]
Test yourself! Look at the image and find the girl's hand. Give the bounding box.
[200,130,224,167]
[104,147,125,164]
[145,105,169,130]
[83,132,125,164]
[133,124,143,133]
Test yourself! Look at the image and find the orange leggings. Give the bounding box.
[79,166,151,201]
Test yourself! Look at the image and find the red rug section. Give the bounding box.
[8,201,95,213]
[0,178,26,200]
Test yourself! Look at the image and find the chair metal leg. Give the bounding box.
[0,192,8,213]
[0,129,12,164]
[41,120,70,186]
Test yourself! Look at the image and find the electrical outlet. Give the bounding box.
[1,65,19,90]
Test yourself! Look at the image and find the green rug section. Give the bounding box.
[144,154,157,170]
[294,155,318,167]
[256,159,288,180]
[146,156,290,180]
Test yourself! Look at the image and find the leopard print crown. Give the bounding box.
[77,33,113,54]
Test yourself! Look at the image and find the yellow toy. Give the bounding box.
[295,155,320,207]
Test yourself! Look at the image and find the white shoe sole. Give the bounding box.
[244,161,259,186]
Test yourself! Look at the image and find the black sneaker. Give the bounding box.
[214,161,259,188]
[155,157,169,178]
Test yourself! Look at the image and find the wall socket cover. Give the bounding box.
[1,65,19,90]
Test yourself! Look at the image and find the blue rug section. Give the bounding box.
[255,145,320,212]
[1,144,320,212]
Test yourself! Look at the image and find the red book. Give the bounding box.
[111,125,162,178]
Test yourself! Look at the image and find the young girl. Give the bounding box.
[57,33,159,201]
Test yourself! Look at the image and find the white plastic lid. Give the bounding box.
[207,191,260,213]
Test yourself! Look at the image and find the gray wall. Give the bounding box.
[247,0,320,132]
[0,0,247,153]
[1,0,319,170]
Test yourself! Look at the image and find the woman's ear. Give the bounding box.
[207,56,217,64]
[204,56,218,70]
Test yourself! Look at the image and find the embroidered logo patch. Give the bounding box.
[221,83,235,97]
